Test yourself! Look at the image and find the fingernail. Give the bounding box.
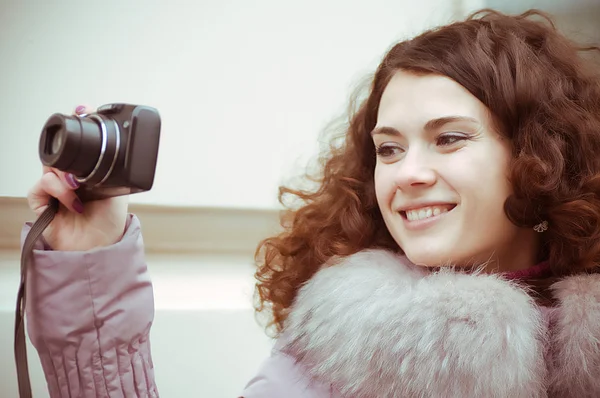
[72,198,84,214]
[75,105,86,114]
[65,173,80,189]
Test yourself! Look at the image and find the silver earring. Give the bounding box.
[533,220,548,233]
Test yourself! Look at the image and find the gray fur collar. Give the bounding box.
[281,249,600,398]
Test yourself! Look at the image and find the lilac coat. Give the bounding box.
[22,214,322,397]
[23,215,600,397]
[22,214,158,397]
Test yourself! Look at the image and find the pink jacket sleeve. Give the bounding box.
[21,214,159,398]
[240,339,337,398]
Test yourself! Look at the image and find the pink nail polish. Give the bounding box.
[72,198,84,214]
[66,173,80,189]
[75,105,86,114]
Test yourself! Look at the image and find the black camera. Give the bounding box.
[39,103,161,201]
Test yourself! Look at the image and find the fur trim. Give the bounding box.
[281,249,600,398]
[548,274,600,397]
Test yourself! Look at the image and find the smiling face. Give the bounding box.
[373,71,539,271]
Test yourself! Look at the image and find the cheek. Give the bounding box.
[447,149,512,209]
[374,164,394,208]
[373,165,389,210]
[477,149,512,196]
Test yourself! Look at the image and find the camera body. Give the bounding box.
[39,103,161,201]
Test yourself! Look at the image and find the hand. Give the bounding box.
[27,105,129,251]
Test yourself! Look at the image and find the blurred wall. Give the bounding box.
[0,0,464,210]
[1,1,596,210]
[486,0,600,44]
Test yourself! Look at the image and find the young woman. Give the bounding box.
[23,8,600,398]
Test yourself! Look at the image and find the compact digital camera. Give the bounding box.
[38,103,161,201]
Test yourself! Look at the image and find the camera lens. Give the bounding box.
[38,113,118,184]
[44,124,63,155]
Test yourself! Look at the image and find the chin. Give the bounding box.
[404,249,487,269]
[402,249,459,268]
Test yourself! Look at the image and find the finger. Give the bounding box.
[54,169,81,191]
[42,166,80,190]
[29,168,54,215]
[28,171,83,215]
[73,104,96,116]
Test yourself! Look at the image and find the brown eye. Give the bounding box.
[436,133,468,146]
[375,144,404,159]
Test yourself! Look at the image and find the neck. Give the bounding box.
[483,229,541,274]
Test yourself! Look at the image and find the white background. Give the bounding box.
[0,0,469,209]
[1,0,596,209]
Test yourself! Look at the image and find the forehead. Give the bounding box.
[377,71,491,128]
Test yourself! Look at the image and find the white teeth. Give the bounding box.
[405,205,451,221]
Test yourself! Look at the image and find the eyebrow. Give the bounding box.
[370,116,480,137]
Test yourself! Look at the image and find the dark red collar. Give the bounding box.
[502,261,551,281]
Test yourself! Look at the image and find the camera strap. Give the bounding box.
[15,197,60,398]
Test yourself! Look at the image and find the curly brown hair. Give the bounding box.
[253,8,600,335]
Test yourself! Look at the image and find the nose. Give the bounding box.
[393,146,437,190]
